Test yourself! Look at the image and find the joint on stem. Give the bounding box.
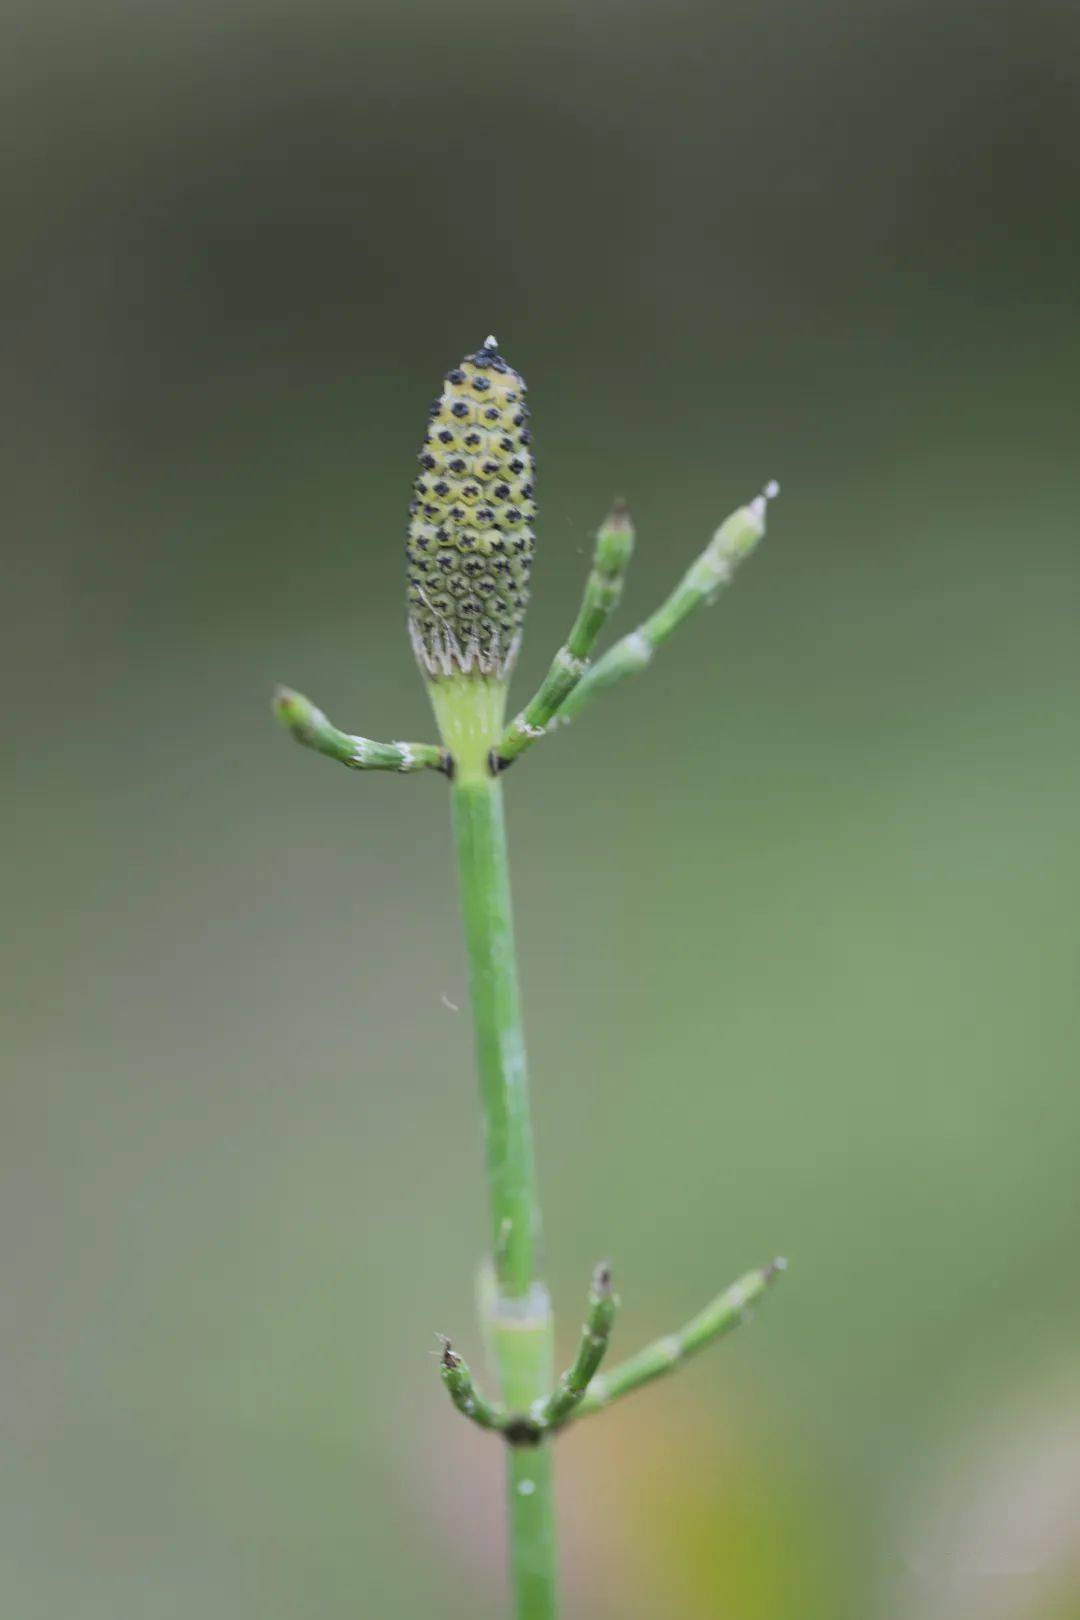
[501,1415,546,1447]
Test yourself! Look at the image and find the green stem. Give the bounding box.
[535,1262,618,1430]
[506,1444,557,1619]
[496,1311,558,1620]
[554,487,775,727]
[450,776,541,1298]
[496,500,635,766]
[438,1337,506,1432]
[572,1259,786,1421]
[273,686,446,773]
[449,756,557,1618]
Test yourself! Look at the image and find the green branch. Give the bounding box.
[534,1262,618,1430]
[554,484,777,729]
[274,686,447,774]
[438,1337,506,1433]
[496,500,635,767]
[571,1258,786,1421]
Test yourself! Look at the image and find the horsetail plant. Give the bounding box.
[274,336,785,1620]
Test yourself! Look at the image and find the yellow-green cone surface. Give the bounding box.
[407,337,536,680]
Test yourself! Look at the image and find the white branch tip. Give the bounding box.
[745,478,781,534]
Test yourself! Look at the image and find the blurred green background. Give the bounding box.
[6,1,1080,1616]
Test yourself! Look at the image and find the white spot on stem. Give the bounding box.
[625,629,653,666]
[511,712,547,740]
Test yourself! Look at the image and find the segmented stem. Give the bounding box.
[494,1298,558,1620]
[450,774,542,1297]
[274,687,446,774]
[497,500,635,765]
[572,1259,786,1420]
[554,488,775,727]
[534,1262,618,1429]
[448,753,558,1617]
[277,321,788,1620]
[507,1444,557,1620]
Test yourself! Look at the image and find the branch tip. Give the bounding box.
[592,1260,614,1296]
[437,1334,460,1369]
[763,1255,788,1282]
[746,478,781,533]
[272,684,302,719]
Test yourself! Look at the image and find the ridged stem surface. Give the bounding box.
[496,1309,557,1620]
[556,495,770,724]
[451,775,540,1297]
[449,761,557,1618]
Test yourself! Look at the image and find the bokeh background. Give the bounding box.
[6,1,1080,1616]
